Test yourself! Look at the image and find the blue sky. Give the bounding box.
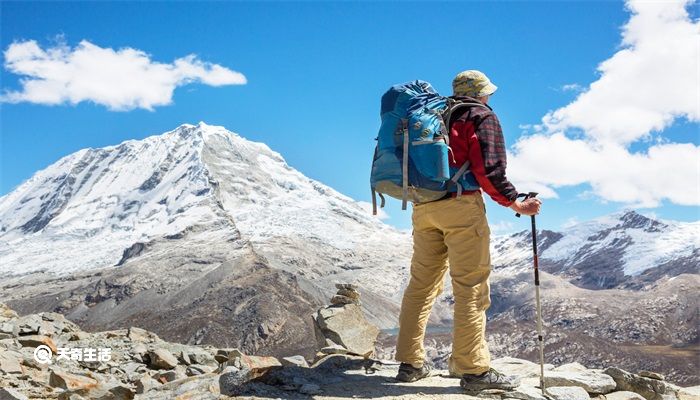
[1,1,698,233]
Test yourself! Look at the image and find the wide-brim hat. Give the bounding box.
[452,70,498,98]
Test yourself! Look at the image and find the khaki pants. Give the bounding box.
[395,193,491,376]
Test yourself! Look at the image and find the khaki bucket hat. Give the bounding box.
[452,70,498,98]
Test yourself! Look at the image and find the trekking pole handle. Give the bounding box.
[515,192,539,218]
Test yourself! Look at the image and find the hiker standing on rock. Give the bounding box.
[394,70,541,391]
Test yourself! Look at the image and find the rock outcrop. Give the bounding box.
[1,302,698,399]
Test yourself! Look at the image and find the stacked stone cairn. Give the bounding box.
[312,283,379,359]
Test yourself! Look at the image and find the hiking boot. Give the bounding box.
[395,362,431,382]
[460,368,521,392]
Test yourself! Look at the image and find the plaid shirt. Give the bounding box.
[449,96,518,206]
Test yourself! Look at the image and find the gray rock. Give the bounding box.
[335,283,358,290]
[147,349,179,370]
[127,327,158,343]
[545,369,616,394]
[134,375,162,394]
[547,386,591,400]
[281,355,309,368]
[58,393,88,400]
[478,389,508,399]
[605,367,670,400]
[93,383,135,400]
[313,303,378,357]
[677,387,700,400]
[331,295,360,305]
[219,366,254,396]
[504,385,550,400]
[606,391,647,400]
[49,369,99,390]
[186,348,216,366]
[492,357,554,379]
[639,371,665,381]
[16,315,41,335]
[336,288,360,299]
[1,322,18,336]
[554,363,589,373]
[0,388,29,400]
[0,351,23,374]
[321,344,350,355]
[17,335,57,352]
[153,366,186,383]
[179,350,192,365]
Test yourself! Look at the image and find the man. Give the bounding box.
[394,70,541,391]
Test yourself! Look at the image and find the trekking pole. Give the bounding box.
[515,192,546,396]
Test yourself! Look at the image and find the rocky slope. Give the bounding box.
[2,302,699,400]
[382,273,698,386]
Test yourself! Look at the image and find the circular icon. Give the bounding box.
[34,345,53,364]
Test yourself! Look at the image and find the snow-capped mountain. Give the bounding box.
[0,123,412,301]
[490,211,699,289]
[0,122,697,359]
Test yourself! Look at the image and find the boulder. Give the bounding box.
[1,322,18,336]
[0,303,19,320]
[154,366,187,383]
[678,387,700,400]
[545,369,617,394]
[186,364,215,376]
[606,391,647,400]
[135,375,162,394]
[0,350,23,374]
[492,357,554,379]
[604,367,672,400]
[127,327,159,343]
[17,335,58,353]
[49,369,99,391]
[0,388,29,400]
[15,315,42,335]
[219,366,254,397]
[313,303,379,357]
[281,355,309,368]
[147,349,179,370]
[238,354,282,378]
[639,371,665,381]
[547,386,591,400]
[504,385,550,400]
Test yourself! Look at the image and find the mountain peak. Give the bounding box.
[616,210,667,232]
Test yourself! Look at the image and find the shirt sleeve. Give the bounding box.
[466,113,519,206]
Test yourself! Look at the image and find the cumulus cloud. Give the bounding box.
[1,39,247,111]
[510,0,700,207]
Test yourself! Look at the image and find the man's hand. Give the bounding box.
[510,198,542,216]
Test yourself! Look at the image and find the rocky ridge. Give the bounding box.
[2,295,700,400]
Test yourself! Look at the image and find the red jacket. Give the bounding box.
[449,96,518,207]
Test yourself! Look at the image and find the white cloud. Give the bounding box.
[561,217,580,229]
[561,83,583,92]
[543,0,699,144]
[1,39,247,111]
[490,220,516,235]
[510,0,700,208]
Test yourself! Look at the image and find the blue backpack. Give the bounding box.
[370,80,487,214]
